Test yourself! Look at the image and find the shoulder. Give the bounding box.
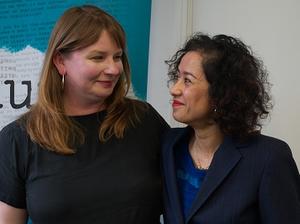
[123,98,151,118]
[164,126,190,139]
[128,98,169,126]
[246,134,291,157]
[145,103,170,133]
[124,98,170,132]
[255,135,300,221]
[0,120,26,140]
[0,120,29,155]
[253,134,289,147]
[241,134,297,172]
[261,135,296,169]
[162,127,189,149]
[0,119,30,170]
[0,118,33,160]
[128,98,160,117]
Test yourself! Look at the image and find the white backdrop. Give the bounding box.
[148,0,300,169]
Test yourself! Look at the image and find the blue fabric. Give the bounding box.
[175,142,206,219]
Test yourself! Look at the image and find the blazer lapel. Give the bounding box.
[186,136,242,222]
[163,127,192,224]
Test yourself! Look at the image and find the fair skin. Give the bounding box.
[170,51,224,168]
[0,30,124,224]
[53,30,123,116]
[0,202,27,224]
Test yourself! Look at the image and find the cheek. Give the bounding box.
[65,60,84,75]
[117,61,124,73]
[77,64,101,79]
[186,90,210,109]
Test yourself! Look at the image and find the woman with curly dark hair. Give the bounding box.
[161,33,300,224]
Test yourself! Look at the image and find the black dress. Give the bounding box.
[0,104,169,224]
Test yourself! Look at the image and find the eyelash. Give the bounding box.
[184,78,192,84]
[114,55,122,60]
[92,56,104,60]
[168,76,193,87]
[91,55,122,61]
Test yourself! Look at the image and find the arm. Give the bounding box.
[0,124,28,224]
[0,201,27,224]
[259,142,300,224]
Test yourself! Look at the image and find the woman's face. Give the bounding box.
[170,51,212,127]
[55,30,123,109]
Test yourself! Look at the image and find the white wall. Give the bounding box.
[148,0,194,127]
[148,0,300,169]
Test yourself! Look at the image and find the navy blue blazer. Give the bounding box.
[162,127,300,224]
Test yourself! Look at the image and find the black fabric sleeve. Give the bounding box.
[0,123,27,208]
[258,141,300,223]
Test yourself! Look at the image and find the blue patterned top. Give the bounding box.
[175,140,207,220]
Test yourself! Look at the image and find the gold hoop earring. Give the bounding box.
[61,74,65,90]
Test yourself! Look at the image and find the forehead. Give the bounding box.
[75,30,122,55]
[178,51,204,75]
[180,51,202,67]
[91,31,121,50]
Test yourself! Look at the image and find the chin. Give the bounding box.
[173,115,188,125]
[95,90,114,98]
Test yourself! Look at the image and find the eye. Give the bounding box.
[114,54,123,61]
[91,55,104,61]
[184,77,192,85]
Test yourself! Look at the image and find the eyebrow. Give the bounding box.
[180,71,198,79]
[89,50,123,55]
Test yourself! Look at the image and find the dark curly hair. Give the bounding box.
[166,33,272,140]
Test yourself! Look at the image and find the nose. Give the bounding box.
[104,59,121,76]
[169,79,182,96]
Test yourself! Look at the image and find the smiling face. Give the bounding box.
[54,30,123,113]
[170,51,213,128]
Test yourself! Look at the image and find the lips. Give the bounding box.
[97,80,114,88]
[172,99,184,107]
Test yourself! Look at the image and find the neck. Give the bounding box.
[191,124,224,155]
[63,96,106,116]
[188,124,224,170]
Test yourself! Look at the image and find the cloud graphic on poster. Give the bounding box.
[0,46,44,130]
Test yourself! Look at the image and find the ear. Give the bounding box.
[53,52,66,76]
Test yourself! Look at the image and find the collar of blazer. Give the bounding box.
[163,126,251,222]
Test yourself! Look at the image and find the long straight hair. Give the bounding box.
[20,5,146,154]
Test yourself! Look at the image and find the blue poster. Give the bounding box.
[0,0,152,129]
